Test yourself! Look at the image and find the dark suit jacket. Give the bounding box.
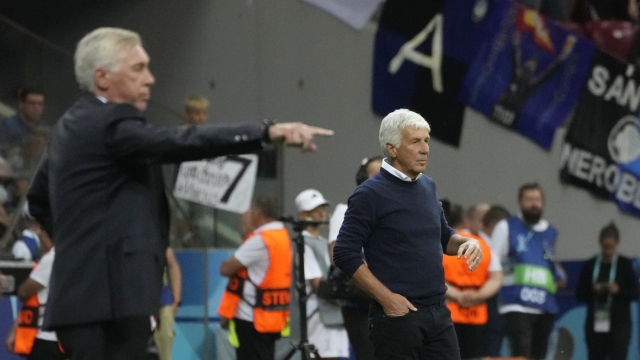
[28,94,265,328]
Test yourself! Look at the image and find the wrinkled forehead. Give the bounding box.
[401,126,430,139]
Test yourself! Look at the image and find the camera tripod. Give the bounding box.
[280,216,325,360]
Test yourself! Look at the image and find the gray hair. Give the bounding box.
[74,27,142,91]
[379,109,431,157]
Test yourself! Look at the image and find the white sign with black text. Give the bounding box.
[173,154,258,214]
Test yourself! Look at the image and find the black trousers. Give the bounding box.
[504,312,555,359]
[55,317,151,360]
[234,318,280,360]
[369,300,460,360]
[585,321,631,360]
[27,338,66,360]
[343,306,376,360]
[481,296,504,357]
[453,323,483,359]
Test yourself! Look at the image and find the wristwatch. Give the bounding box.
[261,119,276,144]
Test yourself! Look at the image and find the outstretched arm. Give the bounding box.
[105,105,334,164]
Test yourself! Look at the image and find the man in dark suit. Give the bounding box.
[26,27,332,360]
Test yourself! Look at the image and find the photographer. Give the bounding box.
[295,189,349,360]
[576,222,639,360]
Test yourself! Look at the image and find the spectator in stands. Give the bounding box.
[0,158,13,233]
[26,27,332,359]
[184,96,209,125]
[491,182,567,360]
[441,204,503,360]
[479,205,511,357]
[12,216,48,262]
[518,0,568,20]
[328,156,382,360]
[153,247,182,360]
[5,226,64,359]
[167,95,212,248]
[218,195,291,360]
[0,87,45,156]
[0,204,9,237]
[6,127,49,179]
[576,222,639,360]
[296,189,349,360]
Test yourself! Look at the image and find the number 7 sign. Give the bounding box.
[173,154,259,214]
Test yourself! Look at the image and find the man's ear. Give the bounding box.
[94,68,110,90]
[386,143,396,158]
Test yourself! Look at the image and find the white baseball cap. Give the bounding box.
[295,189,329,212]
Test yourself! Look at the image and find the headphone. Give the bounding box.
[356,156,384,185]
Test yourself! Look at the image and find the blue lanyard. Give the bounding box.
[593,254,618,284]
[516,230,534,253]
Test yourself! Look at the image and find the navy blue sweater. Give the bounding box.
[333,168,454,306]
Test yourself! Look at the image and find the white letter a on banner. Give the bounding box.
[388,14,444,93]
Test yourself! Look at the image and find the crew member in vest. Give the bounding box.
[295,189,349,360]
[441,204,503,360]
[491,182,567,360]
[334,109,483,360]
[576,222,639,360]
[5,223,64,359]
[218,195,291,360]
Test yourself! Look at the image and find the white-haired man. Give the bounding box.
[26,27,332,360]
[333,109,482,359]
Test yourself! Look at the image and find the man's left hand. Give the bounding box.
[458,238,482,271]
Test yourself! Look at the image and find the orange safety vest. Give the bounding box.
[442,232,492,325]
[14,264,40,355]
[218,227,292,333]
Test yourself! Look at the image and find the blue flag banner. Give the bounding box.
[560,49,640,218]
[459,1,595,149]
[371,0,493,147]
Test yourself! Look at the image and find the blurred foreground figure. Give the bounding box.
[27,27,332,360]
